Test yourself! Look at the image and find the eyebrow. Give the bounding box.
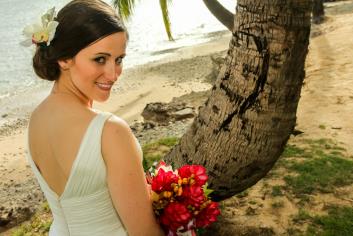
[95,52,126,57]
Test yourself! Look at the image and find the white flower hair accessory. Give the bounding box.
[20,7,59,47]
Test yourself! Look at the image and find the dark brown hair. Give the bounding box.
[33,0,127,81]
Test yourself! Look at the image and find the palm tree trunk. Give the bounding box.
[313,0,325,24]
[202,0,234,31]
[165,0,313,202]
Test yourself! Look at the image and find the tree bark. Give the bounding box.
[165,0,313,202]
[202,0,235,31]
[313,0,325,24]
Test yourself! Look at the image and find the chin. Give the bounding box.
[95,94,110,103]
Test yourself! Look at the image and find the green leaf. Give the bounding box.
[202,183,214,196]
[113,0,174,41]
[159,0,174,41]
[113,0,136,22]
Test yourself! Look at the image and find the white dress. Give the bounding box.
[26,112,142,235]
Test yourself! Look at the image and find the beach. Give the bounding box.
[1,1,353,234]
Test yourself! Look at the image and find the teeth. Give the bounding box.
[96,82,112,89]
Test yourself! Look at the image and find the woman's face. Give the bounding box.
[64,32,127,103]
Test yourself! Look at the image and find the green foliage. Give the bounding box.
[282,145,306,158]
[319,124,326,129]
[142,136,179,170]
[113,0,136,21]
[248,200,257,205]
[236,189,249,198]
[300,206,353,236]
[271,185,284,197]
[11,202,52,236]
[202,183,214,197]
[159,0,174,40]
[112,0,174,40]
[280,139,353,195]
[284,154,353,195]
[293,209,312,223]
[310,206,353,236]
[271,201,284,208]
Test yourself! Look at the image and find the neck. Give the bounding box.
[51,76,92,108]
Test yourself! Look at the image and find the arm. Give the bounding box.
[102,116,164,236]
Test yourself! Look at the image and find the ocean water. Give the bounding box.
[0,0,235,119]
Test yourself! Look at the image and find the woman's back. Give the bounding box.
[24,1,164,235]
[27,97,129,235]
[28,95,99,196]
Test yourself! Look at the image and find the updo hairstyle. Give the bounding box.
[32,0,127,81]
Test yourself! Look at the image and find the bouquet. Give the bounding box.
[146,161,220,236]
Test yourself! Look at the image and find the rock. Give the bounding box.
[143,121,156,129]
[141,102,195,125]
[172,108,195,120]
[141,102,170,125]
[0,217,10,227]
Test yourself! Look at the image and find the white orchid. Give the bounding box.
[20,7,59,47]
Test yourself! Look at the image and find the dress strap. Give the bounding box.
[60,112,113,198]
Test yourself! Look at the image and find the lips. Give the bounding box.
[95,82,113,91]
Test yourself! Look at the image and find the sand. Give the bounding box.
[296,8,353,154]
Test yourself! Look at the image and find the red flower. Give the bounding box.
[151,168,179,193]
[178,165,208,186]
[195,202,220,228]
[182,185,205,208]
[160,202,192,232]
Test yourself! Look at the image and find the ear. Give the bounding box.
[58,58,74,70]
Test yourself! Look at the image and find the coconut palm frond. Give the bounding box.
[113,0,136,22]
[159,0,174,41]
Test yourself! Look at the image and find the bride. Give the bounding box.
[25,0,164,235]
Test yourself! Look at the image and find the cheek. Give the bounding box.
[116,66,123,76]
[72,61,102,82]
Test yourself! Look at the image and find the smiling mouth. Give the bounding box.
[95,82,113,90]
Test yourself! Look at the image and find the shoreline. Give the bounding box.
[0,31,231,133]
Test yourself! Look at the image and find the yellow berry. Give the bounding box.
[178,178,182,185]
[177,187,183,196]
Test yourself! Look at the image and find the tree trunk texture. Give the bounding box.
[202,0,235,31]
[313,0,325,24]
[165,0,312,202]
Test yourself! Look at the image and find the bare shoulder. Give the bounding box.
[104,115,131,133]
[102,115,134,144]
[28,101,50,130]
[101,115,140,162]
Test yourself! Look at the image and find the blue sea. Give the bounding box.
[0,0,235,123]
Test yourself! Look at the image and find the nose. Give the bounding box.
[104,62,122,81]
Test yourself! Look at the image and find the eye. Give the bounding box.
[94,57,106,64]
[115,56,124,65]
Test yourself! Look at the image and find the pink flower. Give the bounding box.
[151,168,179,193]
[195,202,220,228]
[178,165,208,186]
[182,185,205,208]
[160,202,192,232]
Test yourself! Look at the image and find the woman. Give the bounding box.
[25,0,164,235]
